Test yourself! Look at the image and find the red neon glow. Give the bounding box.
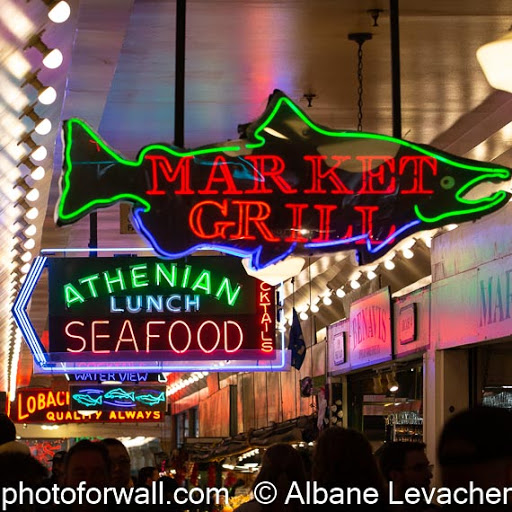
[198,155,243,195]
[399,156,437,194]
[230,201,280,241]
[244,155,297,194]
[145,155,194,195]
[63,318,245,355]
[284,203,308,242]
[357,156,395,194]
[311,204,337,243]
[258,282,274,353]
[304,155,353,194]
[189,200,235,239]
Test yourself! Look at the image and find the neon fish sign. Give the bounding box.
[56,90,511,268]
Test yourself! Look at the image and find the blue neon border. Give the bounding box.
[13,256,287,373]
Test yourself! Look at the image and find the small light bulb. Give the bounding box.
[26,207,39,220]
[336,288,346,298]
[24,225,37,237]
[31,146,47,161]
[23,239,35,250]
[42,48,63,69]
[48,1,71,23]
[350,280,361,290]
[322,296,332,306]
[299,311,308,321]
[26,188,40,202]
[21,251,32,263]
[310,304,319,313]
[384,259,395,270]
[38,86,57,105]
[367,270,377,280]
[30,166,45,181]
[35,118,52,135]
[402,248,414,259]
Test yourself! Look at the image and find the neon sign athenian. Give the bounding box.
[56,90,511,268]
[46,256,277,365]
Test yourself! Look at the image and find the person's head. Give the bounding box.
[100,438,131,489]
[253,444,307,511]
[312,427,383,493]
[0,414,16,445]
[0,452,47,511]
[377,442,432,495]
[51,450,67,483]
[64,440,111,488]
[138,466,159,486]
[438,406,512,490]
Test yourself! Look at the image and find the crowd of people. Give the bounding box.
[0,406,511,511]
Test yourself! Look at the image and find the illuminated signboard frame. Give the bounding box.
[15,388,163,423]
[12,255,287,374]
[55,90,511,270]
[69,385,166,412]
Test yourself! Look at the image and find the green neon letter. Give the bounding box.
[191,270,211,294]
[181,265,191,288]
[130,264,149,288]
[64,284,86,308]
[215,278,241,306]
[102,268,126,294]
[78,274,100,298]
[155,263,177,287]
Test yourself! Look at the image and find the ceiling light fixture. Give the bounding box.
[299,311,308,321]
[350,279,361,290]
[21,70,57,105]
[310,303,320,314]
[24,31,63,69]
[387,372,399,393]
[19,103,52,135]
[336,287,346,298]
[322,295,333,306]
[476,28,512,94]
[16,199,39,220]
[43,0,71,23]
[366,270,377,280]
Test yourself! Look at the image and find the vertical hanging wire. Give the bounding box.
[348,33,372,132]
[356,42,364,132]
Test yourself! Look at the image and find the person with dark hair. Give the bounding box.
[100,438,132,489]
[137,466,159,487]
[0,413,30,455]
[64,440,111,488]
[377,441,436,511]
[438,406,512,508]
[0,452,48,511]
[236,443,307,512]
[310,426,386,510]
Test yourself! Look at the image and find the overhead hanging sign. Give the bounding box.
[55,90,510,268]
[14,388,163,423]
[47,256,276,363]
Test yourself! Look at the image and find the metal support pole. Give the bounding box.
[88,212,97,258]
[390,0,402,139]
[174,0,186,148]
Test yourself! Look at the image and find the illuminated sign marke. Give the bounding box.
[56,90,511,268]
[48,256,276,363]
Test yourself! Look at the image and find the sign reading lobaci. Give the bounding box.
[56,90,511,269]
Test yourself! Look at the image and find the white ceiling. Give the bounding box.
[1,0,512,393]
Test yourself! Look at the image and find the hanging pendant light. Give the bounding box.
[476,29,512,94]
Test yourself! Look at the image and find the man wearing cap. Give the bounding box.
[438,406,512,510]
